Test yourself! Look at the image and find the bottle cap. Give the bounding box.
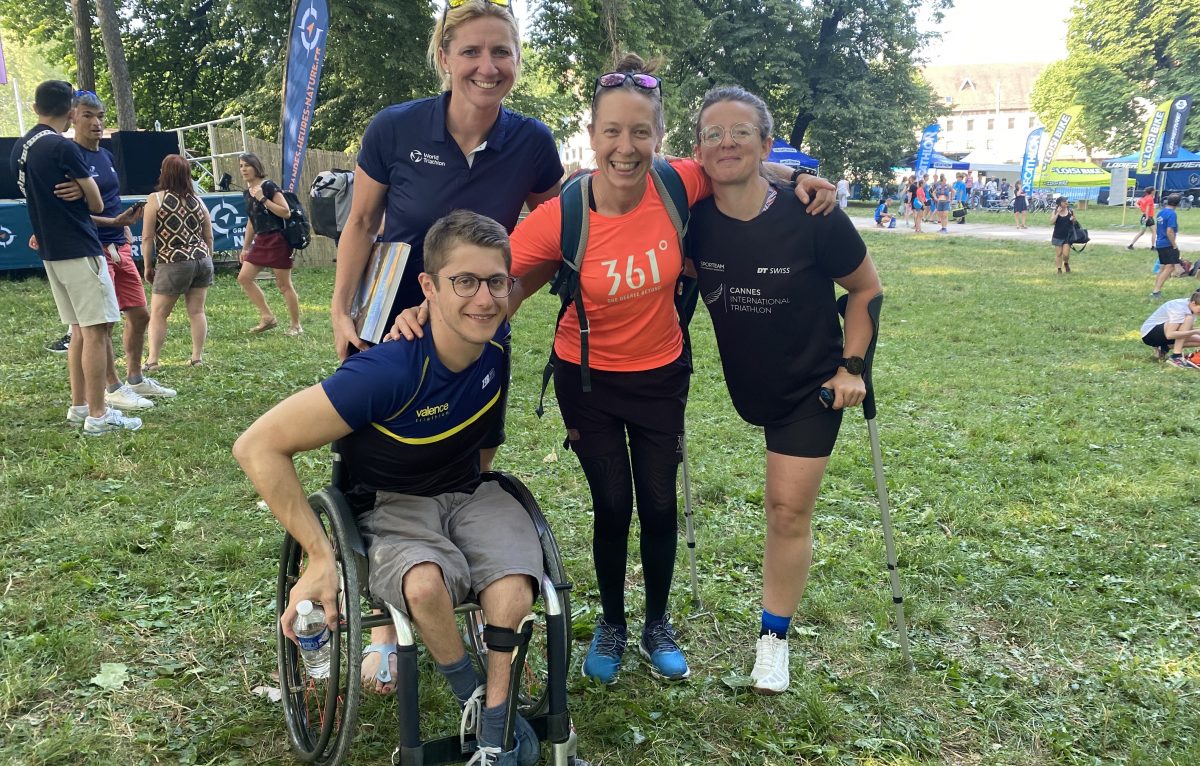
[296,600,314,616]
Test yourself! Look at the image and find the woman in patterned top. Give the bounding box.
[141,154,214,368]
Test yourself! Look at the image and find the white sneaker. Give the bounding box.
[83,408,143,435]
[105,383,155,410]
[129,376,177,398]
[750,634,790,695]
[66,405,90,424]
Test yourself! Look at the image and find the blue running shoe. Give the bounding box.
[639,616,690,681]
[582,619,627,684]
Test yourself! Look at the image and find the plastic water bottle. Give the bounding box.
[294,600,331,679]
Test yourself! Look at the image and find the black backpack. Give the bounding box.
[280,190,312,250]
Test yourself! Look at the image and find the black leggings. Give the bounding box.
[578,435,680,627]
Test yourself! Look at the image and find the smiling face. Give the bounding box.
[438,16,518,113]
[588,88,662,195]
[693,100,771,188]
[421,241,510,348]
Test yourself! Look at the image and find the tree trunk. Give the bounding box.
[95,0,138,130]
[70,0,96,92]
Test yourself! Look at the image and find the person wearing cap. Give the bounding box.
[1050,196,1076,274]
[1150,193,1183,299]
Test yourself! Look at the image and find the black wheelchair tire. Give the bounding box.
[277,488,364,765]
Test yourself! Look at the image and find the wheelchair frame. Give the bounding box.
[276,468,581,766]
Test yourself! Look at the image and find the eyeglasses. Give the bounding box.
[440,0,512,51]
[699,123,761,146]
[429,273,516,298]
[592,72,662,103]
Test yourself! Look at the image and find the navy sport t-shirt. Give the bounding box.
[357,93,563,323]
[321,321,511,511]
[1156,207,1179,248]
[9,125,101,261]
[77,145,125,245]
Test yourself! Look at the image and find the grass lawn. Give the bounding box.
[848,199,1200,233]
[2,233,1199,765]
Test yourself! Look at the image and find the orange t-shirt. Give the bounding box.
[511,158,710,372]
[1137,194,1155,218]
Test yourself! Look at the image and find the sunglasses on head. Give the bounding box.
[592,72,661,99]
[440,0,512,49]
[74,89,97,99]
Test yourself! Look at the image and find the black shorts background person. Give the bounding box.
[235,211,540,766]
[686,86,882,696]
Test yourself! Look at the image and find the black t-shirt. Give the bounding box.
[9,125,101,261]
[686,187,867,426]
[245,179,284,234]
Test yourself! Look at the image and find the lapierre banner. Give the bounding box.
[1037,106,1081,179]
[914,124,940,178]
[1019,128,1044,191]
[1136,98,1172,175]
[1160,95,1193,160]
[280,0,329,194]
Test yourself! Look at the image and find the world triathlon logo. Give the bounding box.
[0,226,13,248]
[298,0,325,55]
[409,150,423,164]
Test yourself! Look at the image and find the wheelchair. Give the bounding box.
[275,461,584,766]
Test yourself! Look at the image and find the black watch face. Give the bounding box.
[843,357,865,375]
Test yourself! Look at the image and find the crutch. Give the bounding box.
[838,293,912,669]
[675,271,703,608]
[680,434,701,608]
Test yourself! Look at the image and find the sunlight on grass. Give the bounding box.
[908,267,974,276]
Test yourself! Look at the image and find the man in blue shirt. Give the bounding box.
[1150,193,1182,299]
[66,91,175,409]
[9,80,140,435]
[952,173,967,204]
[236,211,542,766]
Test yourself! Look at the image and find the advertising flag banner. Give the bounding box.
[280,0,329,194]
[1037,160,1110,188]
[0,30,9,85]
[1160,95,1193,160]
[1136,98,1172,175]
[1020,128,1044,190]
[914,124,940,178]
[1037,106,1081,179]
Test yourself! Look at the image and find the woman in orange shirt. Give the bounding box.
[1128,187,1157,250]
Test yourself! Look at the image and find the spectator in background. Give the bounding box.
[237,152,303,337]
[1128,187,1157,250]
[952,173,967,205]
[874,197,895,228]
[903,175,916,227]
[142,155,215,369]
[1150,193,1183,299]
[10,80,141,435]
[1012,182,1028,229]
[913,179,926,233]
[836,176,850,209]
[1000,178,1010,200]
[66,91,174,406]
[933,174,951,233]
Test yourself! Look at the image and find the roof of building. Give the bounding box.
[923,63,1050,112]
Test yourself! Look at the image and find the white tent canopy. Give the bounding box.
[958,150,1020,173]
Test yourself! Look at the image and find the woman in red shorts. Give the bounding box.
[237,153,303,335]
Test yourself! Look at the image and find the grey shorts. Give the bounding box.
[360,480,542,614]
[1051,238,1067,247]
[153,258,214,295]
[43,255,121,327]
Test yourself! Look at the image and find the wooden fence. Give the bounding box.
[212,129,356,267]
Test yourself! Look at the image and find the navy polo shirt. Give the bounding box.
[9,125,101,262]
[78,145,126,245]
[357,92,564,323]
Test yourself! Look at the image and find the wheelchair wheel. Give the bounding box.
[277,488,364,765]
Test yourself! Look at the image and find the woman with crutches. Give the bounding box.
[685,86,882,695]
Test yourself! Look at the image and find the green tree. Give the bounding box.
[1030,0,1200,156]
[530,0,946,185]
[507,44,583,143]
[0,36,71,136]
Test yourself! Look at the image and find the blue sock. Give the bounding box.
[479,701,509,750]
[437,655,481,704]
[760,609,791,640]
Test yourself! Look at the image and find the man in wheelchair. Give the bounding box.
[235,210,542,766]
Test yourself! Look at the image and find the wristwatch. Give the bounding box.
[840,356,866,375]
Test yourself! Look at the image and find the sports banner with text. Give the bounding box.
[1160,95,1193,160]
[1136,98,1172,175]
[1020,128,1044,190]
[914,124,940,178]
[280,0,329,194]
[1037,106,1081,180]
